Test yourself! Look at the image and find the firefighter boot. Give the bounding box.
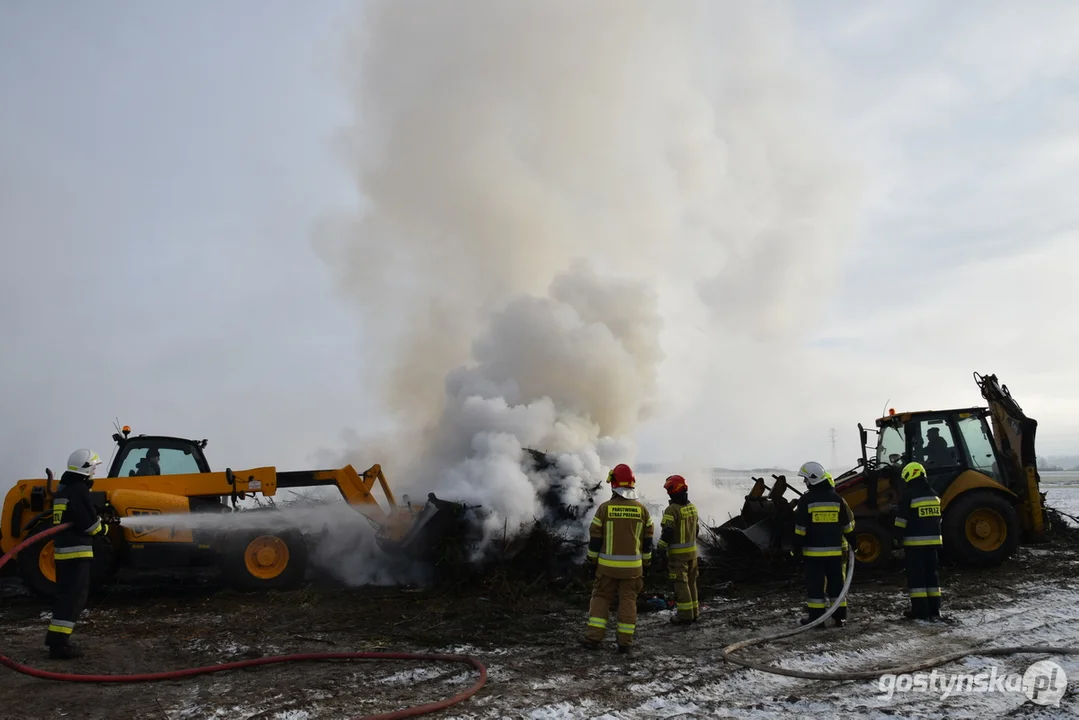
[48,641,84,660]
[799,616,828,631]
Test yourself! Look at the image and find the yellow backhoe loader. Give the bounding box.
[0,425,455,598]
[717,372,1049,570]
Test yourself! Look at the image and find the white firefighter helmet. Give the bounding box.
[797,461,829,486]
[67,448,103,477]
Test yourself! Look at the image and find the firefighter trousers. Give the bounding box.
[45,558,92,647]
[904,546,941,617]
[804,555,847,621]
[668,555,699,621]
[585,573,644,646]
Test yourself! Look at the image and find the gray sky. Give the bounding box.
[2,1,1077,497]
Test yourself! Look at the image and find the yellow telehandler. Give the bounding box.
[717,372,1050,571]
[0,425,456,598]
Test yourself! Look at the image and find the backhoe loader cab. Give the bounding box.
[717,372,1048,571]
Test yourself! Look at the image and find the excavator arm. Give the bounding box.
[974,372,1047,540]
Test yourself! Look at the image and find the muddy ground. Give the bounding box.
[2,533,1079,720]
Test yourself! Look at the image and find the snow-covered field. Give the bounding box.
[442,472,1079,718]
[1038,471,1079,524]
[451,472,1079,719]
[3,472,1077,719]
[459,572,1079,719]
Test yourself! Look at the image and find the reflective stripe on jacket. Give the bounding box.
[587,495,654,578]
[659,501,698,558]
[793,485,855,557]
[840,497,855,551]
[894,476,943,547]
[52,472,106,560]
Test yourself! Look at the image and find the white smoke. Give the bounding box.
[312,0,860,559]
[118,501,433,587]
[407,261,662,545]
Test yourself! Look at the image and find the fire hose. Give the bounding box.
[721,548,1079,679]
[0,523,487,720]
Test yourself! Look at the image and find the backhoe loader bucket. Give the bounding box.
[714,475,797,557]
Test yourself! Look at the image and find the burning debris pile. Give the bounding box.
[372,449,606,589]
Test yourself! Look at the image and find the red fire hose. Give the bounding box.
[0,523,487,720]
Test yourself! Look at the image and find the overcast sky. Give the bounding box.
[2,1,1077,496]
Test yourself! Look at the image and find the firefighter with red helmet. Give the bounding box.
[658,474,700,624]
[581,463,654,653]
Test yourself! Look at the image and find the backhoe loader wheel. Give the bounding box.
[943,490,1020,568]
[219,528,307,592]
[852,522,893,572]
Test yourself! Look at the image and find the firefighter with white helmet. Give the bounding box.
[791,461,855,627]
[44,448,109,659]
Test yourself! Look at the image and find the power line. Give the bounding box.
[830,428,838,470]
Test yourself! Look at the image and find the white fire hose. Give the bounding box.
[720,548,1079,680]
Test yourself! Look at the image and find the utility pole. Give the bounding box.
[830,428,838,471]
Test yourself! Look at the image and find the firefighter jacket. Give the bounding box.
[894,475,943,547]
[659,499,698,559]
[793,484,855,558]
[588,494,654,578]
[52,471,107,560]
[840,497,854,551]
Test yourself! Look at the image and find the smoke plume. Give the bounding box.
[312,0,859,557]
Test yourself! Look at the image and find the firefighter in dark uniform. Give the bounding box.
[581,464,654,654]
[45,448,109,659]
[894,461,943,620]
[792,461,855,628]
[658,474,700,624]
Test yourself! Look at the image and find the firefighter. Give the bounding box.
[581,463,654,653]
[658,474,699,625]
[44,448,109,659]
[894,461,943,620]
[792,461,855,628]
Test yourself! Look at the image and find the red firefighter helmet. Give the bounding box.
[607,463,636,489]
[663,474,688,494]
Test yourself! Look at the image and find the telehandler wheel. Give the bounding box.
[852,522,893,572]
[943,490,1020,568]
[17,523,59,599]
[16,522,118,600]
[219,527,308,592]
